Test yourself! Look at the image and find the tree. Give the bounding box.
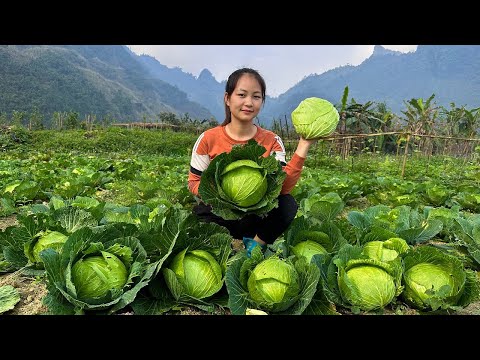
[401,94,439,156]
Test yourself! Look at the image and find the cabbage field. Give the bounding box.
[1,127,480,315]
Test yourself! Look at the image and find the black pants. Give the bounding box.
[193,194,298,244]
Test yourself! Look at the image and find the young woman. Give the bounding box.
[188,67,317,256]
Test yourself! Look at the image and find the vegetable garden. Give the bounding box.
[1,125,480,315]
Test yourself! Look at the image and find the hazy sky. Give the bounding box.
[127,45,418,97]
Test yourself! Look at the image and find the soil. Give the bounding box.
[0,271,49,315]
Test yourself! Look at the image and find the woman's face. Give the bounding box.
[225,74,263,123]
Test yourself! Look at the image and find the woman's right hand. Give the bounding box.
[295,136,318,158]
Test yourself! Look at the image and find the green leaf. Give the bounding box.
[398,219,443,245]
[225,253,251,315]
[0,285,21,314]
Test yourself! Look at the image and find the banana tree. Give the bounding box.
[337,86,383,156]
[401,94,439,156]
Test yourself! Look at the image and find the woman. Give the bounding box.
[188,67,317,256]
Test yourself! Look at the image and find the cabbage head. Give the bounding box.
[291,240,328,263]
[72,251,128,300]
[362,238,409,262]
[400,245,480,311]
[168,248,223,299]
[247,256,300,312]
[338,259,396,311]
[403,263,455,307]
[291,97,339,139]
[198,140,286,220]
[26,230,68,267]
[221,159,267,207]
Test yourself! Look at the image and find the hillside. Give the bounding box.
[259,45,480,124]
[2,45,480,127]
[0,45,214,122]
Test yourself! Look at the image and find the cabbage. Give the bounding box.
[362,238,409,262]
[220,159,267,207]
[247,257,300,312]
[404,263,455,306]
[26,230,68,267]
[40,226,156,314]
[291,240,328,263]
[198,140,286,220]
[168,249,223,299]
[400,245,473,311]
[291,97,339,139]
[338,262,396,311]
[329,244,403,312]
[71,251,128,300]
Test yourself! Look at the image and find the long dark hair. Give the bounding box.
[221,68,266,126]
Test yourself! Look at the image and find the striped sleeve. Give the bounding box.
[188,132,210,196]
[270,134,305,194]
[271,135,287,166]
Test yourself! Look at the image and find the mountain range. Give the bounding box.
[1,45,479,128]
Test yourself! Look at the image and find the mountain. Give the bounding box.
[257,45,480,125]
[137,54,226,121]
[0,45,214,122]
[134,45,480,128]
[2,45,479,128]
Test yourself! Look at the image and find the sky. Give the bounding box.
[127,45,418,98]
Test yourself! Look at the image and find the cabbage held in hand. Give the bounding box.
[291,97,339,139]
[198,140,286,220]
[221,160,267,207]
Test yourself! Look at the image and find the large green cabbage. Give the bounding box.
[167,248,223,299]
[326,244,403,312]
[198,140,286,220]
[291,97,339,139]
[404,263,454,305]
[401,246,473,311]
[291,240,328,263]
[247,256,300,312]
[71,251,128,300]
[338,259,396,311]
[220,159,267,207]
[40,225,159,314]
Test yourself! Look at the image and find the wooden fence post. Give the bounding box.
[401,133,410,178]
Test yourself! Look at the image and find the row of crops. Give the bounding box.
[1,132,480,314]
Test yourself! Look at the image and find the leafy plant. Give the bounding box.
[198,140,286,220]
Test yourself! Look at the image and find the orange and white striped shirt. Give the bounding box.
[188,125,306,196]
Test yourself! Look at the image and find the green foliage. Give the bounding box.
[0,45,213,122]
[0,125,32,150]
[28,128,197,155]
